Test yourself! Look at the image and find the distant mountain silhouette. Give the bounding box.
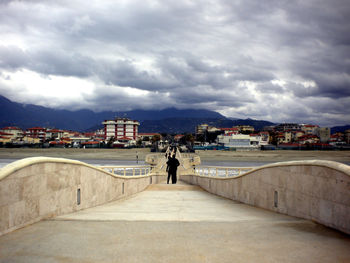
[331,125,350,134]
[139,117,275,133]
[0,95,225,132]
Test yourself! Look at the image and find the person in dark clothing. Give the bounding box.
[166,156,172,184]
[166,155,180,184]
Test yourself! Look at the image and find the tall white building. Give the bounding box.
[102,118,140,141]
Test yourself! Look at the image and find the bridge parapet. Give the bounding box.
[181,160,350,234]
[99,165,152,177]
[0,157,165,236]
[194,166,253,177]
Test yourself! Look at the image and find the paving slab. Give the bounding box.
[0,181,349,263]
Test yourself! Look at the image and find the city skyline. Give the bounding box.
[0,0,349,127]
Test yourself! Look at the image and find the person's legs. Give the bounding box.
[167,172,171,184]
[172,172,177,184]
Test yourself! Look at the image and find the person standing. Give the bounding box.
[166,154,180,184]
[166,156,172,184]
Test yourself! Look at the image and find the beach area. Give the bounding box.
[0,148,349,165]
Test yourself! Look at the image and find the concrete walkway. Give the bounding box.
[0,181,350,263]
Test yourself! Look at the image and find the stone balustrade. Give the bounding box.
[0,157,166,236]
[180,160,350,234]
[2,153,349,237]
[194,166,253,177]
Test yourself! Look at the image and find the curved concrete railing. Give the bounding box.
[181,160,350,234]
[194,166,254,177]
[98,165,152,177]
[0,157,166,236]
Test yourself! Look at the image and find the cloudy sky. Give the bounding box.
[0,0,349,126]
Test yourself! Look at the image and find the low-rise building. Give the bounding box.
[258,131,270,145]
[196,124,209,135]
[283,131,292,143]
[22,136,41,144]
[301,124,319,135]
[220,128,239,135]
[46,129,64,140]
[26,127,47,141]
[276,133,286,144]
[0,132,12,144]
[297,134,320,144]
[291,130,305,142]
[0,127,24,141]
[217,133,260,150]
[235,125,255,133]
[275,123,301,132]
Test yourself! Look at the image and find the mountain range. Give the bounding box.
[0,95,277,133]
[2,95,348,134]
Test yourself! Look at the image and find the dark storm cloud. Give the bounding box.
[0,0,349,126]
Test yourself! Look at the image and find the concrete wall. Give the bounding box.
[0,157,165,236]
[181,160,350,234]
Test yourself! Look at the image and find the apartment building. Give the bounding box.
[102,118,140,141]
[0,127,23,141]
[26,127,47,141]
[301,124,319,135]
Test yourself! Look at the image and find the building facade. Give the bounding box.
[26,127,47,141]
[0,127,23,141]
[301,124,319,135]
[102,118,140,141]
[217,134,260,149]
[275,123,301,132]
[316,127,331,143]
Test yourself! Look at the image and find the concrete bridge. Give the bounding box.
[0,151,349,262]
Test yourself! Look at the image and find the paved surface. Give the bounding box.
[1,181,350,263]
